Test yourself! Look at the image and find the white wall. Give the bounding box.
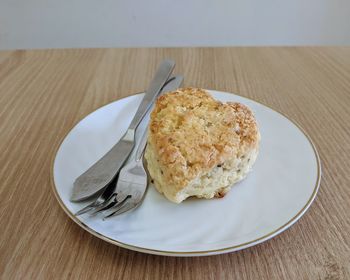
[1,0,350,50]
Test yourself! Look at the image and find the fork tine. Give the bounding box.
[91,193,131,215]
[103,200,135,220]
[88,193,118,215]
[75,204,97,216]
[101,195,132,218]
[75,199,104,216]
[74,181,118,216]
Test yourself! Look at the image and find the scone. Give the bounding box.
[144,88,260,203]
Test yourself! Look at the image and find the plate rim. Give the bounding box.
[50,90,321,256]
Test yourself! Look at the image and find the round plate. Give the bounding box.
[52,90,321,256]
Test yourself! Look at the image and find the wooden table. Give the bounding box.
[1,47,349,279]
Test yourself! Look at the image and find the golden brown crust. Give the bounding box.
[147,88,260,192]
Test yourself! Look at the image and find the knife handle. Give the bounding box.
[128,59,175,132]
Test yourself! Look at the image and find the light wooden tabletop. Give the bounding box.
[1,47,349,279]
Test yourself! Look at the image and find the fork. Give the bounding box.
[75,128,148,218]
[101,127,149,219]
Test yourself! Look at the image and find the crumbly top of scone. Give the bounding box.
[148,88,259,190]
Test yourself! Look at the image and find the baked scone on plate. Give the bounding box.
[144,88,260,203]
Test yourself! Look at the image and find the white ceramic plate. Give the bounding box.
[52,90,321,256]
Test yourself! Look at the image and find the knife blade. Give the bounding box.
[70,60,175,201]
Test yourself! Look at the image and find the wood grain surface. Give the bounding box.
[1,47,350,279]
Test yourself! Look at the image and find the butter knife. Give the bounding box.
[70,59,175,201]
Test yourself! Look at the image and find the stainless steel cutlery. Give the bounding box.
[74,73,184,218]
[71,60,175,202]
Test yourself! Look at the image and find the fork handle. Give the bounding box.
[135,74,184,161]
[136,129,149,161]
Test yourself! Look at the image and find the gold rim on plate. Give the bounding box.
[50,91,321,256]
